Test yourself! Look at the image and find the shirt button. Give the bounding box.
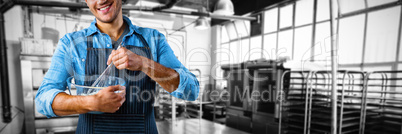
[107,44,111,47]
[81,59,85,62]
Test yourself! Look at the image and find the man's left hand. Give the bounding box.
[107,47,145,71]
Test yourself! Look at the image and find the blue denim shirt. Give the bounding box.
[35,16,200,118]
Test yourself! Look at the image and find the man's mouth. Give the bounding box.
[97,3,113,12]
[99,5,110,11]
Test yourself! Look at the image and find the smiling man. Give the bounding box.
[34,0,200,133]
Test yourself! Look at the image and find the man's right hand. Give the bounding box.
[90,85,126,113]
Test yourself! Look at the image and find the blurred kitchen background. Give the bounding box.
[1,0,402,134]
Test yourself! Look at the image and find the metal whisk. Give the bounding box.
[88,42,123,93]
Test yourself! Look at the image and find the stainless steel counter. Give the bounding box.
[156,118,249,134]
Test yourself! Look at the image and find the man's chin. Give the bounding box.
[97,17,114,23]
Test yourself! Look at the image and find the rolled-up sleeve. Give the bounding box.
[155,32,199,101]
[35,36,72,118]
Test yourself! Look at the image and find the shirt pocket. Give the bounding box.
[71,57,86,78]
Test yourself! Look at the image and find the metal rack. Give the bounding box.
[278,70,366,134]
[182,69,203,119]
[155,85,177,120]
[362,71,402,134]
[20,55,78,134]
[156,69,203,121]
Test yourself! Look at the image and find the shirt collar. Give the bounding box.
[85,15,142,37]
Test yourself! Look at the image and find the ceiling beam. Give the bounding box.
[15,0,88,8]
[14,0,255,21]
[30,6,199,22]
[144,0,219,11]
[0,0,15,13]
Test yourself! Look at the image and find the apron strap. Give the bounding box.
[86,32,150,55]
[87,35,93,49]
[133,32,149,48]
[133,32,154,61]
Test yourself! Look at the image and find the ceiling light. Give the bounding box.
[213,0,235,16]
[194,7,210,30]
[194,16,210,30]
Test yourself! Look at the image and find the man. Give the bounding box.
[35,0,199,133]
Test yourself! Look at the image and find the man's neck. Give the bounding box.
[96,15,126,41]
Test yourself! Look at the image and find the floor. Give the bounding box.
[0,107,24,134]
[0,110,248,134]
[156,118,249,134]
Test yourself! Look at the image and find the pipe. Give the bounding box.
[14,0,256,21]
[14,0,88,8]
[152,0,181,11]
[329,0,339,133]
[0,0,15,13]
[0,4,13,123]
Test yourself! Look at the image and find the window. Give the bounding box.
[221,43,230,65]
[225,22,237,41]
[363,65,393,71]
[339,66,362,71]
[221,25,230,43]
[280,4,294,29]
[234,20,250,38]
[263,33,277,60]
[317,0,330,22]
[229,42,240,64]
[314,22,331,62]
[216,0,402,73]
[339,0,365,14]
[250,36,262,60]
[338,15,365,64]
[397,64,402,77]
[295,0,314,26]
[400,22,402,61]
[365,7,400,63]
[264,8,278,33]
[294,26,312,61]
[241,39,250,62]
[278,30,293,59]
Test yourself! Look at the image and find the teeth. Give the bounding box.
[100,6,109,11]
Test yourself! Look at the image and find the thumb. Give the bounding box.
[107,50,115,65]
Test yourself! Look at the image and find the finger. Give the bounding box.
[120,86,126,95]
[112,51,124,63]
[120,97,126,105]
[116,89,126,97]
[116,62,128,70]
[116,95,125,104]
[114,95,125,107]
[107,55,112,65]
[114,47,130,60]
[114,55,128,67]
[116,86,126,95]
[116,51,128,59]
[104,85,121,92]
[120,85,126,91]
